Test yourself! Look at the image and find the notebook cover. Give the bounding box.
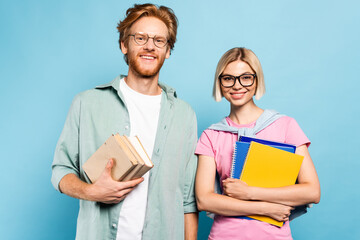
[230,141,251,179]
[240,142,303,226]
[239,135,296,153]
[230,141,295,179]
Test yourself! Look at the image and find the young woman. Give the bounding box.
[195,47,320,240]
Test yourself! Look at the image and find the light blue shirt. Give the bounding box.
[51,75,198,240]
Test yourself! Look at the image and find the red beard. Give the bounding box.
[128,52,166,78]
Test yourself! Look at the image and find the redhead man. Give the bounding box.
[52,4,198,240]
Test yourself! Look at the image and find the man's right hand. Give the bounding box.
[86,159,144,204]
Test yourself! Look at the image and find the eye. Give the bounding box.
[135,34,147,42]
[222,76,234,81]
[241,75,254,80]
[155,37,166,43]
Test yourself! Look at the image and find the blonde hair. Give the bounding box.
[117,4,178,64]
[213,47,265,101]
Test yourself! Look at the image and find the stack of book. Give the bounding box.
[83,134,153,183]
[230,136,303,227]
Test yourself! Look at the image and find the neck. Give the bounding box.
[125,70,162,95]
[229,100,263,125]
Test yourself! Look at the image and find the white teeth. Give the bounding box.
[141,55,155,59]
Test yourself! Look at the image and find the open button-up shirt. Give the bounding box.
[51,75,198,240]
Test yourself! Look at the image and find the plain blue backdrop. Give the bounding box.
[1,0,359,239]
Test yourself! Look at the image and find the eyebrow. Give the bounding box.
[221,72,254,75]
[136,32,167,38]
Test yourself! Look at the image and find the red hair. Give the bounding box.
[117,4,178,64]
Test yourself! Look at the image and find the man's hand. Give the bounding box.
[59,159,143,204]
[86,159,144,204]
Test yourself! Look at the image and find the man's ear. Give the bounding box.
[165,47,170,59]
[120,41,128,55]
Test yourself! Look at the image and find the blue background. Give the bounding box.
[1,0,359,239]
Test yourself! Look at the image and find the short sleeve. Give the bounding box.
[285,118,311,147]
[195,130,215,157]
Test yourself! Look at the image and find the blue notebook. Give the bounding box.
[230,136,296,179]
[239,136,296,153]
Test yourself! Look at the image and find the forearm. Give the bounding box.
[248,182,320,206]
[184,212,198,240]
[197,192,275,217]
[58,163,144,204]
[59,173,93,201]
[196,155,292,222]
[223,145,321,206]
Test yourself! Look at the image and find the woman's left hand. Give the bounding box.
[222,178,253,200]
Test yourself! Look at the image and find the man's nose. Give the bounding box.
[144,37,156,50]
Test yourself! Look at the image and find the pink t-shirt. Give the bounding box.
[195,116,310,240]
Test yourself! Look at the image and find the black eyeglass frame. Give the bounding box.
[219,73,257,88]
[128,32,169,48]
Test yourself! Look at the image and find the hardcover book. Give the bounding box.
[82,134,153,183]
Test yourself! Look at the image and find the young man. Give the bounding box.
[51,4,198,240]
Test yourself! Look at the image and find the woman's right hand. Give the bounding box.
[262,202,294,222]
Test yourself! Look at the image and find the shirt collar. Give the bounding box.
[96,75,177,101]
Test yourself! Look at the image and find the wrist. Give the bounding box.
[248,186,257,201]
[258,201,272,216]
[83,182,96,201]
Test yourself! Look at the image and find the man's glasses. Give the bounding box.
[219,73,256,88]
[128,32,168,48]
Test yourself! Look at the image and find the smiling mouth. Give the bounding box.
[229,92,247,99]
[140,55,156,60]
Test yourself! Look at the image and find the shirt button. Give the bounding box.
[112,223,117,228]
[125,126,129,130]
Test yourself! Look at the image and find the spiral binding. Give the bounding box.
[230,142,238,178]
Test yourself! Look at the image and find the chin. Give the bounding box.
[130,60,164,78]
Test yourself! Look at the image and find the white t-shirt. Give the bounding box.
[116,78,162,240]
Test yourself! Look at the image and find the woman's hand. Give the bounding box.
[262,202,294,222]
[222,178,253,200]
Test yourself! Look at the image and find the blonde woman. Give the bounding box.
[195,47,320,240]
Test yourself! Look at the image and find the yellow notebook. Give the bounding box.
[240,142,304,227]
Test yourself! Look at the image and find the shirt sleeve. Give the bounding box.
[285,117,311,148]
[183,110,198,213]
[51,94,81,192]
[195,130,215,157]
